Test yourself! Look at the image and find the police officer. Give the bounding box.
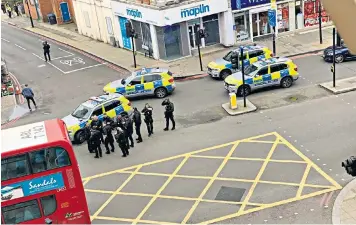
[90,127,103,158]
[122,114,134,148]
[115,127,129,157]
[43,41,51,62]
[91,115,104,143]
[142,103,154,136]
[83,123,93,153]
[162,99,175,131]
[132,107,143,143]
[103,116,115,154]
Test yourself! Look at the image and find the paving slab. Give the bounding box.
[320,77,356,94]
[222,99,257,116]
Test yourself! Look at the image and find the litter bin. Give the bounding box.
[47,13,57,25]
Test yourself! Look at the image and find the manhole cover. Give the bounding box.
[215,186,246,202]
[284,94,307,103]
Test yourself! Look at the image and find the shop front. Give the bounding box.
[232,0,295,42]
[303,0,330,27]
[111,0,234,60]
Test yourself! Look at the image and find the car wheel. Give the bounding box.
[75,130,86,144]
[237,85,251,97]
[220,70,232,80]
[155,87,167,98]
[280,77,293,88]
[335,55,344,63]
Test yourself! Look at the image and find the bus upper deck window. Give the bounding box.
[1,154,30,181]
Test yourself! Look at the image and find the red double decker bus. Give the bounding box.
[1,119,90,224]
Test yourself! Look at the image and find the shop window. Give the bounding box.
[203,14,220,46]
[277,3,290,33]
[163,25,182,59]
[235,13,250,42]
[1,154,30,181]
[40,195,57,216]
[105,17,114,35]
[303,0,330,27]
[2,200,42,224]
[83,11,91,28]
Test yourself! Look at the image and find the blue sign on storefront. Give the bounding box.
[268,9,277,27]
[232,0,270,10]
[1,172,65,202]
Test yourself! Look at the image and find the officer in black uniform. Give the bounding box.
[90,128,103,158]
[114,127,129,157]
[132,107,143,143]
[122,114,134,148]
[83,123,93,153]
[103,115,115,154]
[91,116,104,143]
[162,99,175,131]
[142,103,154,136]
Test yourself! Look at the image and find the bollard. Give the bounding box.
[229,92,237,110]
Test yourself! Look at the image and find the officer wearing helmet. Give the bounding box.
[162,98,175,131]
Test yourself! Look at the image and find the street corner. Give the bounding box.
[81,132,342,224]
[33,47,107,75]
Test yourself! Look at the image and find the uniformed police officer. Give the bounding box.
[142,103,154,136]
[123,114,134,148]
[83,123,93,153]
[90,128,103,158]
[114,127,129,157]
[162,99,175,131]
[132,107,143,143]
[91,115,104,143]
[103,116,115,154]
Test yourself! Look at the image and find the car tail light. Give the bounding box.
[168,78,174,83]
[294,67,298,72]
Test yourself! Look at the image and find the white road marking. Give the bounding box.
[63,63,107,74]
[15,44,26,50]
[58,47,74,55]
[51,55,75,60]
[38,64,46,68]
[1,38,10,42]
[32,53,66,74]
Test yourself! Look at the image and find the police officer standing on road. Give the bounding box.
[103,115,115,154]
[142,103,154,136]
[90,127,103,158]
[43,41,51,62]
[115,127,129,157]
[83,123,93,153]
[162,99,175,131]
[124,114,134,148]
[132,107,143,143]
[91,116,104,143]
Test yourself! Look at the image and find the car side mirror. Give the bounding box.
[121,80,126,85]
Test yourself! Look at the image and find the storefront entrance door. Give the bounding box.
[188,24,200,49]
[250,6,272,41]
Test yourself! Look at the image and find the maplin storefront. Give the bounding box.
[111,0,235,60]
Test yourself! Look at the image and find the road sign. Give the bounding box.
[268,9,277,27]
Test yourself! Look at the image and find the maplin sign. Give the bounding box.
[180,4,210,18]
[126,8,142,19]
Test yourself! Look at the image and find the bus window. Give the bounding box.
[29,151,46,173]
[40,195,57,216]
[2,200,41,224]
[29,147,71,174]
[1,154,30,181]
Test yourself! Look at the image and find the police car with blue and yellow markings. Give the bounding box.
[207,45,273,80]
[224,57,299,96]
[62,93,132,144]
[103,67,176,99]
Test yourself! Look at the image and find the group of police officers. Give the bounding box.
[84,99,175,158]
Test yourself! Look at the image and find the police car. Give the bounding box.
[224,57,299,96]
[103,67,176,99]
[62,93,132,144]
[207,45,273,80]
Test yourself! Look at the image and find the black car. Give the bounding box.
[322,44,356,63]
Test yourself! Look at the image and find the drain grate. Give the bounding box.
[215,186,246,202]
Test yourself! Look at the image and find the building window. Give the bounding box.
[83,11,91,28]
[203,14,220,46]
[303,0,330,27]
[277,3,289,33]
[105,17,114,35]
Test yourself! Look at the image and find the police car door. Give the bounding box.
[126,76,143,97]
[143,74,155,95]
[103,100,121,118]
[88,106,104,124]
[269,64,283,86]
[253,66,268,89]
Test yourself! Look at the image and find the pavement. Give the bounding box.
[2,16,334,78]
[320,77,356,94]
[333,178,356,224]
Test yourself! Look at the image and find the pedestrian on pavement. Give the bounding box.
[84,123,93,153]
[43,41,51,62]
[1,3,6,14]
[6,4,11,18]
[17,3,23,16]
[22,84,37,111]
[162,98,175,131]
[114,127,129,157]
[90,115,104,143]
[13,4,18,16]
[132,107,143,143]
[103,115,115,154]
[90,128,102,158]
[142,103,154,136]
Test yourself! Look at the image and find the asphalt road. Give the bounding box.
[2,23,356,224]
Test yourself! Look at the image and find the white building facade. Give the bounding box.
[111,0,235,60]
[72,0,117,45]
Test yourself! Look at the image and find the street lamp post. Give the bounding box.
[318,0,323,44]
[332,27,336,87]
[25,0,34,28]
[240,47,246,108]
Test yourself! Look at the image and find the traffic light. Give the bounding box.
[331,65,334,73]
[342,156,356,177]
[231,51,239,70]
[125,22,137,38]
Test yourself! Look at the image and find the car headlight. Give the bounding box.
[327,52,333,56]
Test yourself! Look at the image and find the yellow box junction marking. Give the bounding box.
[82,132,341,224]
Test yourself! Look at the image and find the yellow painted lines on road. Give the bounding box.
[84,131,342,224]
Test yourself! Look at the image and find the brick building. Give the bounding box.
[23,0,76,24]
